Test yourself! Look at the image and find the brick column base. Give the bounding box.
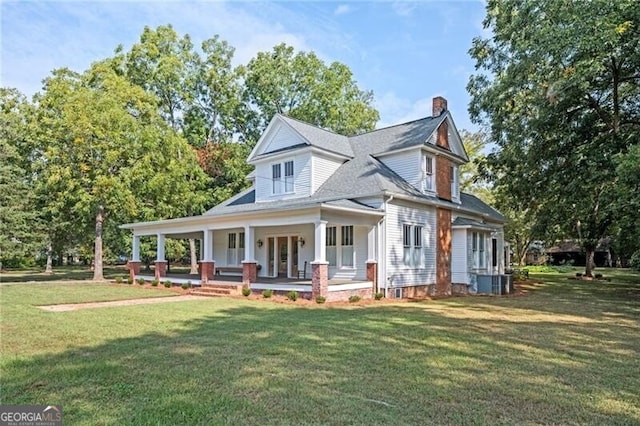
[366,261,378,293]
[200,261,215,284]
[127,261,141,281]
[155,261,168,280]
[242,261,257,288]
[311,261,329,299]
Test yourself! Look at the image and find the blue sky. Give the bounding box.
[1,1,488,131]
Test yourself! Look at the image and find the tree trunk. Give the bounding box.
[189,239,198,274]
[93,205,105,281]
[585,249,595,277]
[45,242,53,274]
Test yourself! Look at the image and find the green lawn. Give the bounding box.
[1,270,639,425]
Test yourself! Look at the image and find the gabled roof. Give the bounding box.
[350,115,444,154]
[459,193,505,222]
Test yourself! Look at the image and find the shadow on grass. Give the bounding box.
[2,293,639,424]
[0,266,129,283]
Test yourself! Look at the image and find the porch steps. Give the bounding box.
[189,284,242,297]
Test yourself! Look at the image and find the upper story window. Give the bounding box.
[451,165,459,199]
[424,155,434,192]
[272,160,295,195]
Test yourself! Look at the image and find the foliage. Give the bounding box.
[242,43,379,140]
[374,292,383,300]
[127,276,133,285]
[0,89,45,265]
[181,283,189,290]
[286,291,298,301]
[241,287,251,297]
[137,278,145,285]
[115,276,123,284]
[164,281,172,288]
[469,0,640,275]
[459,129,493,204]
[151,279,159,287]
[262,289,273,298]
[315,296,326,304]
[630,251,640,271]
[348,295,361,303]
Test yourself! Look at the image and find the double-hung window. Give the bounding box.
[272,160,294,194]
[341,225,354,267]
[451,165,459,199]
[326,226,337,266]
[272,164,282,194]
[227,233,237,265]
[472,232,486,269]
[424,155,434,192]
[403,224,423,267]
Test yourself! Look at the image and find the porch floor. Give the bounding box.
[134,273,369,287]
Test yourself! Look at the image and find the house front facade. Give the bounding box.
[121,97,507,301]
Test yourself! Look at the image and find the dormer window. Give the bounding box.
[272,160,295,195]
[424,155,434,192]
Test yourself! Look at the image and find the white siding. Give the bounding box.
[385,202,437,287]
[354,196,384,209]
[261,125,303,154]
[212,228,244,267]
[379,149,422,190]
[311,154,343,193]
[254,151,312,201]
[451,228,468,284]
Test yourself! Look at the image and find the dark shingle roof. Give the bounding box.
[459,193,505,222]
[275,114,354,158]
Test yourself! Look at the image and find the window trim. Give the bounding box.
[403,223,424,268]
[325,225,355,269]
[271,160,294,195]
[424,154,434,192]
[472,232,486,269]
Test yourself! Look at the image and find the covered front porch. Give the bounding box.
[122,203,384,301]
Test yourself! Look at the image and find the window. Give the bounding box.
[326,226,337,266]
[403,224,411,265]
[284,160,294,193]
[272,164,282,194]
[413,226,423,266]
[272,160,295,194]
[424,155,434,191]
[450,165,459,199]
[472,232,486,269]
[341,225,354,267]
[403,224,423,267]
[227,233,237,265]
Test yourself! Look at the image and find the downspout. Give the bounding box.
[383,194,394,297]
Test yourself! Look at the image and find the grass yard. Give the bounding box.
[1,270,639,425]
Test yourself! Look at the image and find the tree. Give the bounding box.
[243,43,379,140]
[459,129,493,204]
[0,89,45,268]
[32,64,209,280]
[469,0,640,275]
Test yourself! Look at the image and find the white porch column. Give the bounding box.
[367,226,377,262]
[156,233,166,261]
[244,225,255,262]
[131,235,141,262]
[203,230,213,261]
[314,220,327,262]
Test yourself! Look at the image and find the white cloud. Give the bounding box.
[391,1,417,17]
[375,92,435,128]
[334,4,351,16]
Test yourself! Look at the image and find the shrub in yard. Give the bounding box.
[164,281,171,288]
[242,287,251,297]
[374,292,383,300]
[137,278,145,285]
[151,279,159,287]
[181,282,189,290]
[262,289,273,298]
[315,296,326,304]
[115,276,123,284]
[349,295,361,303]
[126,276,133,285]
[286,291,298,301]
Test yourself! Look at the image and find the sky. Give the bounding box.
[1,0,488,131]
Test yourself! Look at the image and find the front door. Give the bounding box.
[277,237,288,277]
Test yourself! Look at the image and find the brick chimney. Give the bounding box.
[432,96,447,117]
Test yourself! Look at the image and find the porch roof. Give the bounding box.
[452,217,499,231]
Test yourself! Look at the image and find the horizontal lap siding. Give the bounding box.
[312,155,343,193]
[451,228,468,284]
[386,203,437,287]
[380,150,422,191]
[254,152,311,201]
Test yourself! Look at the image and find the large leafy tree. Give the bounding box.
[0,89,45,267]
[469,0,640,275]
[32,64,209,280]
[242,43,379,140]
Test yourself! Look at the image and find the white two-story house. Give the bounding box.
[121,97,507,301]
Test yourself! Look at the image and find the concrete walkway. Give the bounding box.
[38,295,206,312]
